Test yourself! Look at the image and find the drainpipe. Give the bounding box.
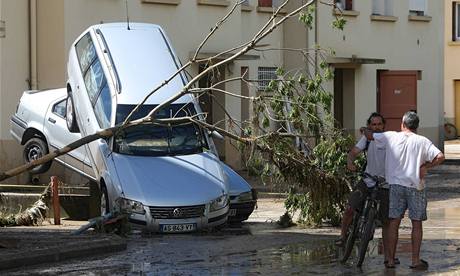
[28,0,37,90]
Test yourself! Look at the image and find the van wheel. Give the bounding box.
[23,137,52,174]
[100,185,110,215]
[66,95,79,132]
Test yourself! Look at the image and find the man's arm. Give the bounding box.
[347,147,362,171]
[420,152,445,179]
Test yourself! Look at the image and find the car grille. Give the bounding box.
[149,205,206,219]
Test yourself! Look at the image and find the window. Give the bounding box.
[409,0,426,16]
[454,2,460,41]
[258,67,277,91]
[335,0,353,11]
[84,59,106,104]
[52,99,67,118]
[257,0,282,8]
[75,33,97,74]
[94,83,112,129]
[372,0,393,16]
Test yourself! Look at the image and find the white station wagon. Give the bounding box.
[10,23,257,232]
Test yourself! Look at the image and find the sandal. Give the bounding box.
[384,258,400,265]
[409,259,429,271]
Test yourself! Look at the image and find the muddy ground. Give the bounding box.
[3,164,460,275]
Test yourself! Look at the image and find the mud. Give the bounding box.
[3,164,460,275]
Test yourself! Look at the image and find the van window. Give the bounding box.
[94,83,112,129]
[84,58,105,104]
[75,33,97,73]
[52,99,66,118]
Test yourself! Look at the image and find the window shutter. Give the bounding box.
[372,0,384,15]
[409,0,426,12]
[454,2,457,41]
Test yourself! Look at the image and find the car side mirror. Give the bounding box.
[209,130,224,140]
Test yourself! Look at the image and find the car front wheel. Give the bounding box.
[23,137,52,174]
[66,95,79,132]
[100,185,110,215]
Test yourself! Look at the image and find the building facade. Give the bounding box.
[0,0,446,184]
[284,0,444,146]
[444,1,460,132]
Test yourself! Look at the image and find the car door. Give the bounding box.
[44,97,95,179]
[74,31,114,177]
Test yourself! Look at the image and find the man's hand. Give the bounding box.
[360,127,374,140]
[347,147,361,172]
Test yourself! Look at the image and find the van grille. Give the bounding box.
[149,205,205,219]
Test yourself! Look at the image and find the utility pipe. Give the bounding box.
[29,0,37,90]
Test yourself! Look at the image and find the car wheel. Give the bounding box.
[23,137,52,174]
[100,185,110,215]
[66,95,79,132]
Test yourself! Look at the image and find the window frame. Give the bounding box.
[455,2,460,41]
[409,0,427,16]
[372,0,393,16]
[52,99,67,119]
[257,67,277,91]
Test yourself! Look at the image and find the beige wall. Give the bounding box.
[0,0,285,181]
[444,0,460,124]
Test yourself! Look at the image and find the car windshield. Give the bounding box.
[114,103,208,156]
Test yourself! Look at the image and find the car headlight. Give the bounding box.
[118,198,146,215]
[210,194,229,212]
[236,191,253,203]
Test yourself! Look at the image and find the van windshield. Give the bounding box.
[114,103,208,156]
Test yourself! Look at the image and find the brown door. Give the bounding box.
[378,71,417,131]
[455,81,460,131]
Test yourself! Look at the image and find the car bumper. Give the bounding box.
[10,115,27,143]
[127,204,229,233]
[228,200,257,223]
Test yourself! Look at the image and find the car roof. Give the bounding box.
[92,23,192,105]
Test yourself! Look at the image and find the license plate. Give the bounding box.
[160,223,196,233]
[229,209,237,216]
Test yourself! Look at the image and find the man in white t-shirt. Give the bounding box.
[338,113,392,264]
[363,111,444,270]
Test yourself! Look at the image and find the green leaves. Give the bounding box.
[332,17,347,30]
[299,6,315,30]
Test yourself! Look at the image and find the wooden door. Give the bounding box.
[378,71,417,131]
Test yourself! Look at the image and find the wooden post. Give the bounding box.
[51,176,60,225]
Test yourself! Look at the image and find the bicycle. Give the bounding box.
[341,173,387,267]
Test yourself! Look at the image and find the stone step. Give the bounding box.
[0,184,98,221]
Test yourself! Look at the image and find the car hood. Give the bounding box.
[221,162,252,196]
[111,151,228,206]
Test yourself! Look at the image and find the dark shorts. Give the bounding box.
[389,184,427,221]
[348,180,389,222]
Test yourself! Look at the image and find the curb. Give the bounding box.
[0,232,126,271]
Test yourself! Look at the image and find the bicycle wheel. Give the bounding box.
[342,212,360,263]
[357,207,376,267]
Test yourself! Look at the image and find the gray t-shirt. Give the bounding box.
[355,135,386,187]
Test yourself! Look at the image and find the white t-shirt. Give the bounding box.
[373,131,441,189]
[355,135,386,187]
